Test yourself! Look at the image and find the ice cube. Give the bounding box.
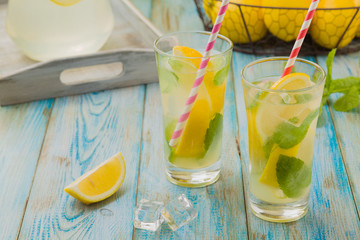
[161,194,197,231]
[134,199,164,231]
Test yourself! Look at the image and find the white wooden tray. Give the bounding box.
[0,0,162,105]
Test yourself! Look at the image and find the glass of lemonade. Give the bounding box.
[6,0,114,61]
[154,31,233,187]
[242,57,326,222]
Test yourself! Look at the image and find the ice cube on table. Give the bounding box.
[161,194,197,231]
[134,199,164,231]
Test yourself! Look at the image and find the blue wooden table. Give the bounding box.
[1,1,360,239]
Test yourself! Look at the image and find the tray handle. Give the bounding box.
[0,48,158,105]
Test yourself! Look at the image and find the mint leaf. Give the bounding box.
[204,113,223,151]
[294,94,312,104]
[213,64,230,86]
[276,155,311,198]
[271,109,319,149]
[312,69,321,82]
[157,67,179,93]
[333,86,359,112]
[325,49,336,91]
[247,81,273,109]
[263,138,275,159]
[330,76,360,93]
[289,117,300,124]
[320,49,337,113]
[168,59,196,73]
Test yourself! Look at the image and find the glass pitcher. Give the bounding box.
[6,0,114,61]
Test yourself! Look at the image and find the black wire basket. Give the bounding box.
[195,0,360,55]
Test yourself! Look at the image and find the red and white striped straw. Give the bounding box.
[281,0,319,78]
[169,0,230,147]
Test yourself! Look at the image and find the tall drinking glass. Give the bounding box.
[242,57,325,222]
[154,31,233,187]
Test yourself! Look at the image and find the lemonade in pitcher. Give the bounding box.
[154,32,233,187]
[6,0,114,61]
[242,57,325,222]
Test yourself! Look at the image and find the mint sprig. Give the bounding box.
[263,109,319,158]
[333,85,359,112]
[157,67,179,93]
[204,113,223,151]
[321,49,360,112]
[213,65,230,86]
[276,155,311,198]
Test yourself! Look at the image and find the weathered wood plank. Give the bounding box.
[133,78,248,239]
[316,53,360,217]
[233,52,360,239]
[0,100,53,239]
[18,87,145,239]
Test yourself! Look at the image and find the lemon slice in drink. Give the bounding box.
[173,46,226,114]
[256,73,313,140]
[50,0,81,6]
[64,152,126,205]
[175,99,211,157]
[270,72,314,90]
[173,46,203,68]
[256,73,313,187]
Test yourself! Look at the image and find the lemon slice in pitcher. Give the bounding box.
[64,152,126,205]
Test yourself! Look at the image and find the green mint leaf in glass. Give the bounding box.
[294,93,312,104]
[272,109,319,149]
[276,154,311,198]
[288,117,300,124]
[168,59,196,73]
[247,80,273,109]
[333,86,359,112]
[263,138,275,159]
[213,64,230,86]
[157,67,179,93]
[204,113,223,151]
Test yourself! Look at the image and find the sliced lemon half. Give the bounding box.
[64,152,126,205]
[50,0,81,7]
[270,72,313,90]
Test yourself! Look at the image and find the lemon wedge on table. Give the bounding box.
[255,73,313,187]
[50,0,81,7]
[64,152,126,205]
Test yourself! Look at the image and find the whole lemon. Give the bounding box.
[262,0,311,42]
[203,0,267,44]
[310,0,360,49]
[355,0,360,38]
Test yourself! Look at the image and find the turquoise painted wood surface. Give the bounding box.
[316,53,360,216]
[0,0,360,239]
[18,87,145,239]
[0,100,53,239]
